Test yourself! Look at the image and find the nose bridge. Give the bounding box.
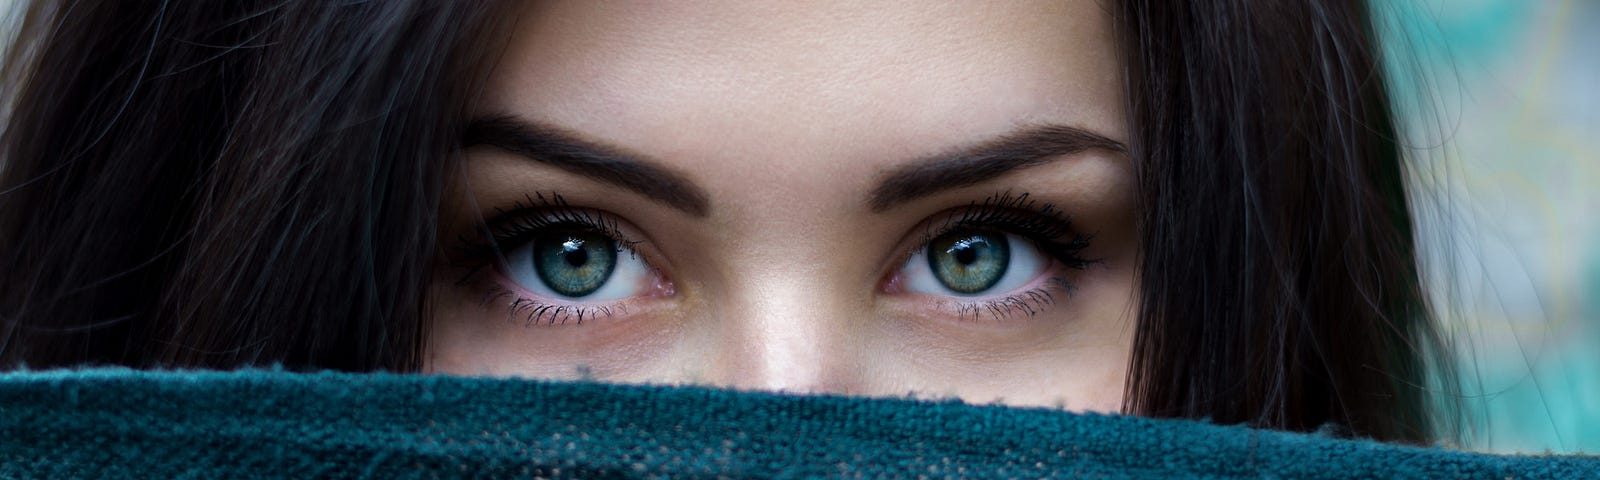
[719,277,819,389]
[699,230,866,394]
[682,147,877,393]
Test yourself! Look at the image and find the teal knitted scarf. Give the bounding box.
[1,369,1593,478]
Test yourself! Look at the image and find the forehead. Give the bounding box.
[480,1,1123,193]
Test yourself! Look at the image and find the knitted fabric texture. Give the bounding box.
[0,369,1593,478]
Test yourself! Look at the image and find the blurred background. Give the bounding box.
[1,0,1594,454]
[1377,0,1598,453]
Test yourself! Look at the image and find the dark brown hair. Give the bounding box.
[0,1,1453,443]
[0,1,514,370]
[1114,1,1454,443]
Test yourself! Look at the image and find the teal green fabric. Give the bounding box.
[0,370,1593,478]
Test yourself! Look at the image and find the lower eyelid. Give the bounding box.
[481,277,633,327]
[480,266,675,327]
[937,277,1074,323]
[885,258,1076,322]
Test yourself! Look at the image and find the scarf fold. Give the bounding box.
[0,369,1592,478]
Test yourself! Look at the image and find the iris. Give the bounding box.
[532,230,617,297]
[928,230,1009,294]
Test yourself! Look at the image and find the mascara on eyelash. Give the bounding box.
[949,276,1076,322]
[480,283,631,326]
[890,192,1097,323]
[451,192,660,327]
[456,192,640,268]
[459,190,1090,325]
[912,191,1097,270]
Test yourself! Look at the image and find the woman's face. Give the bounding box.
[429,0,1136,411]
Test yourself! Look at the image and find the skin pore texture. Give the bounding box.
[428,0,1138,412]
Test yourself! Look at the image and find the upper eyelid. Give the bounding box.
[486,194,625,237]
[472,203,679,279]
[907,204,1079,257]
[879,211,1022,278]
[481,209,648,260]
[877,197,1091,283]
[456,202,622,264]
[483,209,636,247]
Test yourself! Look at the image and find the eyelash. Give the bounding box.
[482,283,630,327]
[456,192,644,326]
[455,190,1095,326]
[898,191,1096,322]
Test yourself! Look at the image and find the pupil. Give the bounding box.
[533,231,618,298]
[563,239,588,267]
[954,245,978,265]
[927,230,1009,294]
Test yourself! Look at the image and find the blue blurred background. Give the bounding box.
[1378,0,1598,453]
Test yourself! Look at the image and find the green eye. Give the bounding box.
[532,230,618,297]
[927,229,1010,294]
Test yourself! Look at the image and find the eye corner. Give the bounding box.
[879,269,909,295]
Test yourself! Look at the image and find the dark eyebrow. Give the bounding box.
[867,125,1127,211]
[464,115,711,217]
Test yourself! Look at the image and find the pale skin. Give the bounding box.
[428,0,1138,412]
